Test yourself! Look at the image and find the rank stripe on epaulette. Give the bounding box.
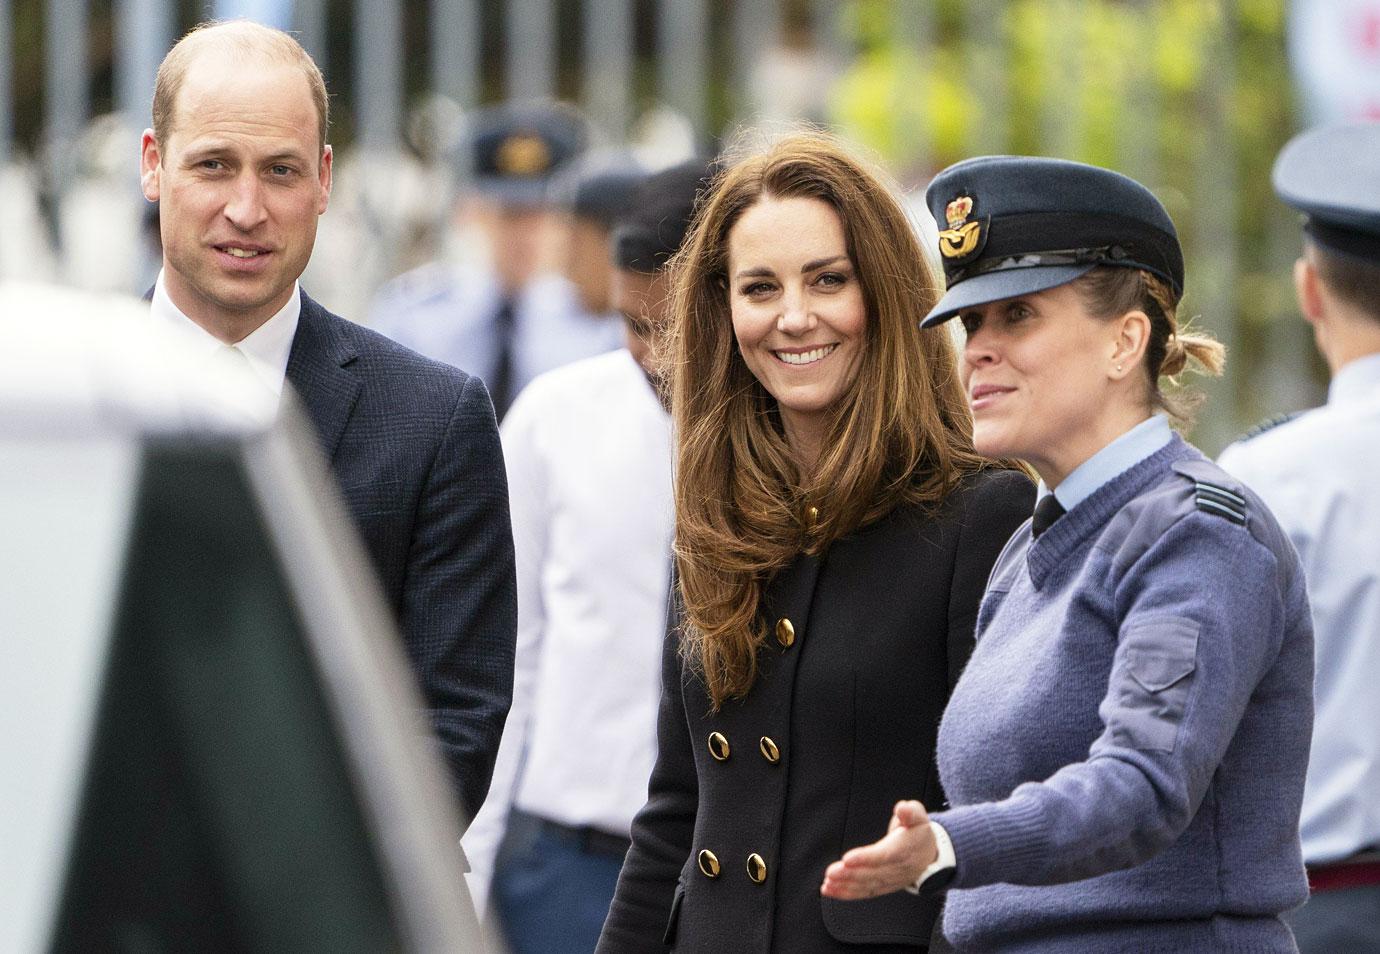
[1195,497,1247,525]
[1192,488,1247,510]
[1193,480,1247,525]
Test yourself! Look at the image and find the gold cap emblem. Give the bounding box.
[495,132,552,177]
[939,194,982,260]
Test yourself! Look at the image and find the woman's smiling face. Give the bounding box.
[727,195,867,456]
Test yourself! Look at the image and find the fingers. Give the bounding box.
[845,833,890,862]
[820,862,869,899]
[821,856,887,899]
[819,852,909,899]
[819,802,937,900]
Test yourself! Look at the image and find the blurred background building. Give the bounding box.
[2,0,1379,450]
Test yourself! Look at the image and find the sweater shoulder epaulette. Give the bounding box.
[1235,411,1304,445]
[1102,458,1250,574]
[1171,459,1249,526]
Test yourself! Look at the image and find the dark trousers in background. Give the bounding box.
[490,808,629,954]
[1287,883,1380,954]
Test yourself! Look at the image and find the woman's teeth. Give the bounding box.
[775,344,836,365]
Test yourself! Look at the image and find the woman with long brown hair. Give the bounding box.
[595,132,1032,953]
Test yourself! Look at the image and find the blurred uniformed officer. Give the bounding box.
[1219,122,1380,954]
[556,159,645,318]
[369,102,624,418]
[465,160,711,954]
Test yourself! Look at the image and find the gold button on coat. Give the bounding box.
[697,849,721,879]
[746,853,768,883]
[707,731,730,761]
[759,736,781,763]
[775,617,795,648]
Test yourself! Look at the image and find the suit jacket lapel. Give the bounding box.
[285,290,361,463]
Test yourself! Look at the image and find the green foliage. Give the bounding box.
[827,0,1315,446]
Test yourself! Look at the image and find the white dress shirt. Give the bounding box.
[149,270,301,398]
[1219,352,1380,864]
[461,349,674,906]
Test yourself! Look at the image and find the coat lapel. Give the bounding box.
[285,290,361,463]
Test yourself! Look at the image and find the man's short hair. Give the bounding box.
[1310,241,1380,323]
[152,20,329,155]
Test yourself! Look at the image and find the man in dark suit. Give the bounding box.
[137,19,515,821]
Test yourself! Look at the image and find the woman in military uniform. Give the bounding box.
[595,134,1032,954]
[821,156,1314,954]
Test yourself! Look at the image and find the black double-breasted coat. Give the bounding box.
[597,469,1033,953]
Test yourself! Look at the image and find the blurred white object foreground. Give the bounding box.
[0,282,277,435]
[0,283,486,954]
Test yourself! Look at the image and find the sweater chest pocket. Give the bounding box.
[1110,617,1200,753]
[975,588,1009,638]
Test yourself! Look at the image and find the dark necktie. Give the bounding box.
[1031,494,1066,538]
[489,296,517,419]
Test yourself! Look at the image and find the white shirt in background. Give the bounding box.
[1219,352,1380,865]
[462,348,674,909]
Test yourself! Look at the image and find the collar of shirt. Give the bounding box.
[1327,352,1380,407]
[1041,414,1174,512]
[150,270,301,398]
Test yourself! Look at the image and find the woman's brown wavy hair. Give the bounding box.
[668,131,994,708]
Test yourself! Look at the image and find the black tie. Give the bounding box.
[1031,494,1066,538]
[489,296,517,420]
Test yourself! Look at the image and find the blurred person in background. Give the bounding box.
[822,156,1312,954]
[597,133,1032,954]
[369,102,624,418]
[466,159,713,954]
[1219,122,1380,954]
[139,19,516,822]
[557,159,646,318]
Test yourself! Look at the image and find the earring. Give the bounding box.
[1116,364,1124,372]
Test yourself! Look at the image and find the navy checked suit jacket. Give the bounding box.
[286,290,517,821]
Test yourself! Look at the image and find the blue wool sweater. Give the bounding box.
[931,436,1314,954]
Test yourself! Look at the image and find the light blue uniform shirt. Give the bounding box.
[1043,414,1175,512]
[1219,352,1380,864]
[367,261,625,409]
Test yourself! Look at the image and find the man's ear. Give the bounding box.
[317,144,333,214]
[1294,256,1325,327]
[1110,308,1151,380]
[140,130,162,202]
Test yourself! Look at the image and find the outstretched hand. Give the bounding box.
[820,800,938,900]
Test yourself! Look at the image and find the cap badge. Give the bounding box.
[939,195,982,259]
[496,132,552,177]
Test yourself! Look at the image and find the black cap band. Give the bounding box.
[1305,218,1380,265]
[953,244,1138,282]
[943,210,1183,295]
